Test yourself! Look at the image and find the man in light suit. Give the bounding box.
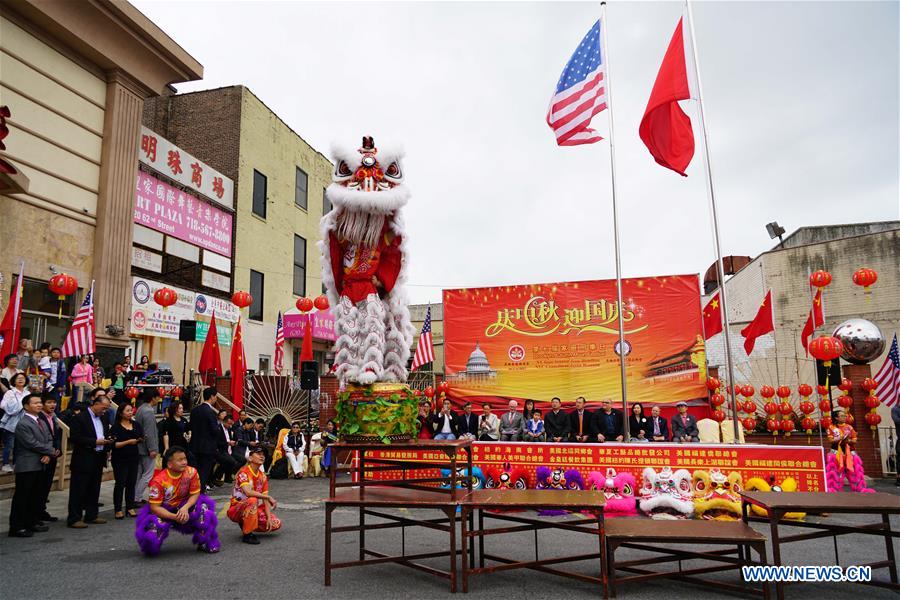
[134,391,160,502]
[499,400,524,441]
[671,401,699,443]
[648,405,669,442]
[9,394,55,537]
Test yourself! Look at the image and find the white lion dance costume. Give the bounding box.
[319,136,414,386]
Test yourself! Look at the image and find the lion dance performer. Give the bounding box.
[228,447,282,544]
[825,409,874,493]
[319,136,414,386]
[135,446,220,556]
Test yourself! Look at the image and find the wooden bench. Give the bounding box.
[606,518,769,598]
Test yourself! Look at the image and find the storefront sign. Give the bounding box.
[195,321,233,346]
[130,277,195,339]
[134,171,232,258]
[201,269,230,293]
[283,310,337,341]
[194,293,239,323]
[131,247,162,273]
[138,126,234,210]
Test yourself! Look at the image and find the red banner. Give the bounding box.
[443,275,706,410]
[363,442,827,492]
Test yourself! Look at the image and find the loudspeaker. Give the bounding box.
[815,358,842,386]
[300,360,318,390]
[179,320,197,342]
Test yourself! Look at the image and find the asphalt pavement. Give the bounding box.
[1,475,898,600]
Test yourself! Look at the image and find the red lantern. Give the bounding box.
[781,419,795,435]
[706,377,720,391]
[711,409,726,423]
[153,287,177,310]
[861,378,877,393]
[171,386,184,398]
[801,417,816,433]
[158,387,168,398]
[766,419,780,434]
[314,295,330,311]
[837,378,853,392]
[710,393,725,407]
[296,297,314,312]
[760,385,776,399]
[742,416,757,431]
[764,402,778,416]
[809,270,832,289]
[232,290,253,309]
[852,267,878,291]
[808,336,843,367]
[779,402,793,416]
[412,388,422,397]
[864,395,881,410]
[740,385,755,398]
[865,413,882,428]
[48,273,78,318]
[837,395,853,409]
[743,400,757,414]
[817,384,829,396]
[423,386,435,398]
[820,416,832,430]
[125,387,139,400]
[437,381,450,394]
[799,401,815,415]
[798,383,813,398]
[819,399,831,413]
[775,385,791,399]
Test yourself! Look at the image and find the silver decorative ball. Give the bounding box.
[832,318,885,364]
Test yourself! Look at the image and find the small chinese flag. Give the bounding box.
[230,317,246,414]
[197,311,222,386]
[741,290,775,355]
[800,289,824,355]
[702,292,722,339]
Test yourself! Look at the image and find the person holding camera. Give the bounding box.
[111,403,144,519]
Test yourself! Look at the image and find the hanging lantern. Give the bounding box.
[171,386,184,398]
[711,409,726,423]
[153,287,178,310]
[864,395,880,410]
[314,295,330,311]
[809,270,832,289]
[799,401,815,415]
[48,273,78,318]
[852,268,878,292]
[781,419,795,435]
[743,400,757,414]
[819,399,832,413]
[801,417,816,434]
[412,388,422,397]
[231,290,253,309]
[808,336,843,367]
[837,395,853,409]
[775,385,791,400]
[710,393,725,407]
[778,402,793,417]
[817,384,829,396]
[764,402,778,416]
[861,378,877,393]
[760,385,775,399]
[125,387,139,400]
[706,377,720,391]
[864,413,881,428]
[740,385,755,398]
[798,383,813,398]
[837,378,853,393]
[732,384,742,397]
[437,381,450,394]
[820,416,833,430]
[766,418,780,435]
[742,416,757,432]
[158,387,169,398]
[296,297,314,312]
[423,386,435,398]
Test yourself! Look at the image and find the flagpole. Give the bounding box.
[600,2,630,441]
[684,1,739,443]
[807,266,826,447]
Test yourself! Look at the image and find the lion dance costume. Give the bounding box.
[825,422,874,493]
[135,466,220,556]
[227,463,283,535]
[586,469,637,517]
[639,467,694,519]
[692,469,743,521]
[319,136,414,386]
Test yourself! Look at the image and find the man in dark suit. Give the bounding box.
[648,405,669,442]
[431,399,460,440]
[568,397,593,443]
[544,397,570,443]
[671,401,700,443]
[457,402,480,440]
[9,394,55,537]
[214,413,240,484]
[593,398,624,442]
[67,390,112,528]
[189,387,220,489]
[38,393,63,522]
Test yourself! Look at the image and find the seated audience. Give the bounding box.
[544,397,570,442]
[523,409,546,442]
[308,431,325,477]
[648,405,669,441]
[417,401,435,440]
[593,398,624,442]
[431,399,459,440]
[522,399,536,422]
[457,402,479,440]
[499,400,524,441]
[671,401,700,443]
[569,397,593,443]
[629,402,650,442]
[478,404,500,441]
[282,421,307,478]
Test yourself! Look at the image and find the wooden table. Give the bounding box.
[605,518,769,599]
[459,489,607,597]
[740,491,900,599]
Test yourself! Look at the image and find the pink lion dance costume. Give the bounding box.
[825,421,874,493]
[134,465,220,556]
[319,136,414,386]
[587,468,637,517]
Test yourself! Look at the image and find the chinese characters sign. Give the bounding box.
[444,275,706,409]
[363,442,827,492]
[139,126,234,210]
[283,311,337,341]
[130,277,238,340]
[134,171,232,258]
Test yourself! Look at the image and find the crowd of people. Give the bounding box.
[416,396,702,443]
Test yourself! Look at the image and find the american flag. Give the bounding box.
[546,19,607,146]
[61,281,95,358]
[274,310,285,375]
[874,333,899,407]
[411,306,435,372]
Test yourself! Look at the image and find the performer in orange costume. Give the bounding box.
[227,447,282,544]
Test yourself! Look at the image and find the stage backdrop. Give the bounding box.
[444,275,706,409]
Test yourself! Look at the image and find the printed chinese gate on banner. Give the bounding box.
[362,442,827,492]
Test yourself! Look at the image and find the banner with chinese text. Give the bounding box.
[444,275,706,409]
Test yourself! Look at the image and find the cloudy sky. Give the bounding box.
[135,0,899,304]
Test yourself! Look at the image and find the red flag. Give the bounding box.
[701,292,722,339]
[230,318,246,413]
[740,290,775,355]
[0,265,24,358]
[299,315,313,363]
[801,289,824,355]
[198,311,222,386]
[639,16,696,176]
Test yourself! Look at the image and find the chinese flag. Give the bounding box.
[741,290,775,356]
[230,317,246,413]
[801,289,824,355]
[197,311,222,386]
[639,16,695,176]
[0,267,23,357]
[701,292,722,339]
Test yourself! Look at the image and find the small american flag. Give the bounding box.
[874,333,899,407]
[61,281,95,358]
[411,306,435,372]
[274,310,285,375]
[546,19,607,146]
